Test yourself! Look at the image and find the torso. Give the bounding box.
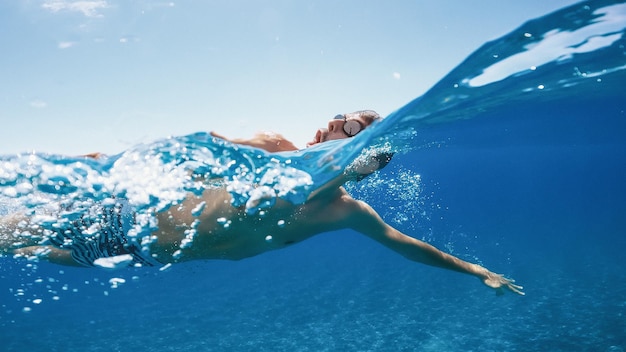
[149,186,353,263]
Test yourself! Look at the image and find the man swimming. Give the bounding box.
[0,110,524,295]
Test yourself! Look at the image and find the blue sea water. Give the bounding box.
[1,1,626,351]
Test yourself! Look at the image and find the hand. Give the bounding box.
[82,152,106,159]
[210,131,298,153]
[482,271,525,296]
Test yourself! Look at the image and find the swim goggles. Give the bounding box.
[334,114,364,137]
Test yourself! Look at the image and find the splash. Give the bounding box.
[345,165,426,232]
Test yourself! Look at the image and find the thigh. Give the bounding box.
[13,245,83,267]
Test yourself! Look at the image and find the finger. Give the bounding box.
[501,276,516,283]
[508,284,525,295]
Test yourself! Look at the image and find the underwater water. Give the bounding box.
[1,1,626,351]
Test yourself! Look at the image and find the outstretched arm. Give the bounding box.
[342,196,524,295]
[210,131,299,153]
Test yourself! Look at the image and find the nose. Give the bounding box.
[327,119,343,133]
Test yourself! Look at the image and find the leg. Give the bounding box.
[1,212,73,265]
[13,245,84,267]
[0,212,32,254]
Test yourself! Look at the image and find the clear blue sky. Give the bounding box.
[0,0,580,155]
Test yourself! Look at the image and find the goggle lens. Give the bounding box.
[333,114,363,137]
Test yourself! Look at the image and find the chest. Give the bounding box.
[195,198,342,257]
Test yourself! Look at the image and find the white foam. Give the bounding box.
[93,254,133,270]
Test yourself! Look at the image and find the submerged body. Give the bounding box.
[0,111,524,295]
[154,185,347,261]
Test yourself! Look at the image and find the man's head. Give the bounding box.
[306,110,381,147]
[306,110,393,181]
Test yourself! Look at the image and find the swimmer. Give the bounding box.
[0,110,523,295]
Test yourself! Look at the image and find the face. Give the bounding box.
[306,111,379,147]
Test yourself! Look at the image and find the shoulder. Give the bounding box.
[326,192,379,225]
[298,190,358,226]
[323,195,392,244]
